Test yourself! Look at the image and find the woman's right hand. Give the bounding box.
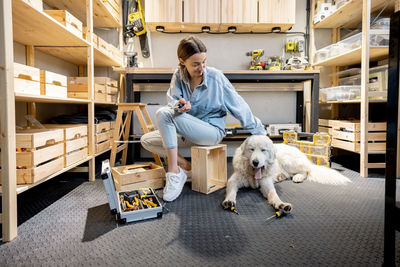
[178,98,191,112]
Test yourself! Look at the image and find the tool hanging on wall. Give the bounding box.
[123,0,150,58]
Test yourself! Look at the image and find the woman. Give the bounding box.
[141,36,266,202]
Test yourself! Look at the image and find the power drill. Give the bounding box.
[246,49,265,70]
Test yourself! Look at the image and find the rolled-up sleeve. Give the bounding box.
[222,76,266,135]
[166,69,183,107]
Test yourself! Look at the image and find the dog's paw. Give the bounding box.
[221,199,236,210]
[275,173,287,182]
[278,202,292,212]
[292,174,305,183]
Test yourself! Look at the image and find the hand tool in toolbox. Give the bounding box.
[101,159,163,224]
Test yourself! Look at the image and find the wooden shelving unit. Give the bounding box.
[0,0,123,242]
[313,0,394,29]
[311,0,398,177]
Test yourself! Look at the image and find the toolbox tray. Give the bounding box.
[101,160,163,224]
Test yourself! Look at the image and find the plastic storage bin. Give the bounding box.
[320,86,361,101]
[371,17,390,30]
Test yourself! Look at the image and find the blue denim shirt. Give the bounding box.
[166,66,266,136]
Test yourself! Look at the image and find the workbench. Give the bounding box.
[115,68,320,160]
[119,68,320,131]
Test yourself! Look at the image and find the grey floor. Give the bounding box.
[0,160,399,266]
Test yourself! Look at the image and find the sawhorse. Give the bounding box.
[110,103,162,167]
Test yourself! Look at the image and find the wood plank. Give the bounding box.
[259,0,296,24]
[0,0,18,242]
[314,47,388,66]
[12,0,88,46]
[145,0,182,23]
[14,92,90,103]
[35,46,123,67]
[220,0,257,24]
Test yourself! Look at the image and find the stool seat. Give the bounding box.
[191,144,227,194]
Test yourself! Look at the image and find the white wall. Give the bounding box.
[137,0,310,70]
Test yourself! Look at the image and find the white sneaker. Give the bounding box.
[163,167,187,202]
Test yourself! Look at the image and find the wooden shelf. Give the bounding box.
[13,0,89,47]
[320,99,387,104]
[0,156,92,195]
[94,147,111,157]
[314,47,388,66]
[44,0,121,28]
[313,0,394,29]
[35,46,123,67]
[15,93,91,104]
[94,100,118,105]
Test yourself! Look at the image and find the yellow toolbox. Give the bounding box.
[283,132,331,167]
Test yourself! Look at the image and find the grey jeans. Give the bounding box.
[140,106,225,157]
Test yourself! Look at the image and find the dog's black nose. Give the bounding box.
[252,159,259,167]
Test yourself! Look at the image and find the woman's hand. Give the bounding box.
[178,98,191,112]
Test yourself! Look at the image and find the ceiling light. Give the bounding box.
[156,26,165,32]
[202,26,211,33]
[272,27,281,33]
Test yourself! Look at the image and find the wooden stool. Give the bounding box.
[191,144,227,194]
[110,103,162,167]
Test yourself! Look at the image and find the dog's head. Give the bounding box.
[240,135,276,180]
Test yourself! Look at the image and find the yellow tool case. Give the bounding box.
[101,160,163,224]
[283,132,331,167]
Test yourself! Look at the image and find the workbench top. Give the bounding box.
[113,67,320,75]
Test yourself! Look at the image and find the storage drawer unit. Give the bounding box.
[44,10,83,39]
[40,70,67,98]
[13,63,41,95]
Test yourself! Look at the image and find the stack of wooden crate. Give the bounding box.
[5,129,65,184]
[67,77,118,102]
[318,119,386,153]
[95,121,112,154]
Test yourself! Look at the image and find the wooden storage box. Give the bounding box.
[44,10,83,39]
[111,162,165,191]
[40,70,68,98]
[13,63,41,95]
[67,77,107,101]
[191,144,227,194]
[318,119,333,135]
[43,124,88,167]
[95,122,112,154]
[329,120,387,153]
[12,129,65,184]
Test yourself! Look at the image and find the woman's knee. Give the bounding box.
[156,106,174,124]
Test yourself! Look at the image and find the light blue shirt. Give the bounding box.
[166,66,266,136]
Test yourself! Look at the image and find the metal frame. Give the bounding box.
[384,10,400,267]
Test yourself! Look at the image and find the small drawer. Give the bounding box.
[65,147,88,167]
[16,128,64,149]
[66,137,88,153]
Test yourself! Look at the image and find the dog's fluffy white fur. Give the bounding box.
[222,135,351,212]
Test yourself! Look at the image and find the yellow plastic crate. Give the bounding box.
[283,132,331,167]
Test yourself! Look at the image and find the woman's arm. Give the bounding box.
[166,69,184,107]
[222,76,266,135]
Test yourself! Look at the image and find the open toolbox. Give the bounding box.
[101,160,163,224]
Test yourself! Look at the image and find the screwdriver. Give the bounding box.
[230,206,239,215]
[266,210,288,222]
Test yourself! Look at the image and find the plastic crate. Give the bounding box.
[283,132,331,167]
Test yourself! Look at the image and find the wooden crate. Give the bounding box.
[11,128,65,184]
[329,120,387,153]
[112,162,165,191]
[40,70,67,98]
[96,131,111,143]
[44,10,83,39]
[318,119,333,135]
[96,121,111,133]
[67,80,107,101]
[13,63,41,95]
[96,140,110,154]
[191,144,227,194]
[43,124,88,167]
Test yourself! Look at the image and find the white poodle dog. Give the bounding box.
[222,135,351,212]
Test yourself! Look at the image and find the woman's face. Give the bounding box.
[179,52,206,79]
